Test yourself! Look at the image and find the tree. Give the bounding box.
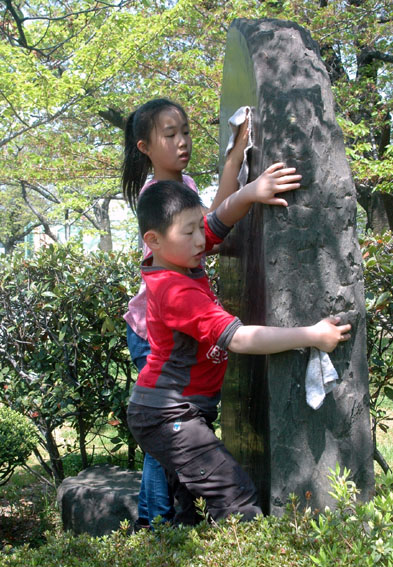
[0,0,135,251]
[295,0,393,232]
[0,0,391,246]
[0,183,41,252]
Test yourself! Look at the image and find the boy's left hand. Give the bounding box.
[248,162,302,207]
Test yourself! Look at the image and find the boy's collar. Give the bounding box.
[141,256,204,278]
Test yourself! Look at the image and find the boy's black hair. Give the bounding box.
[137,180,203,237]
[122,98,188,213]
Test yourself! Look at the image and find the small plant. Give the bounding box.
[308,464,393,566]
[0,406,39,485]
[360,231,393,473]
[1,469,393,566]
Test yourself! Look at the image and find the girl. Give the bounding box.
[122,98,248,530]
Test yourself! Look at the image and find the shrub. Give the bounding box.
[0,242,141,483]
[360,231,393,473]
[0,467,392,566]
[0,406,39,485]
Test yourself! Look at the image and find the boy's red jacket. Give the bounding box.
[130,212,243,413]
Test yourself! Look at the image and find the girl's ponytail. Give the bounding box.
[122,110,151,212]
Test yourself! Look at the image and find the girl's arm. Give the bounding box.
[228,317,351,355]
[208,117,249,213]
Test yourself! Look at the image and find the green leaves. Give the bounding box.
[0,406,39,485]
[0,241,142,479]
[360,231,393,471]
[1,0,392,249]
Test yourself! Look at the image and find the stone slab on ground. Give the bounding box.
[57,464,142,536]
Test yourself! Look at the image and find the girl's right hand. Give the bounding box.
[227,113,250,165]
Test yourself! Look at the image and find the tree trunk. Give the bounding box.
[77,411,89,470]
[357,184,393,233]
[44,426,65,485]
[94,198,113,252]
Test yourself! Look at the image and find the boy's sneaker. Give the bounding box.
[133,517,150,533]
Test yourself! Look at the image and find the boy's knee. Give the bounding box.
[175,446,260,519]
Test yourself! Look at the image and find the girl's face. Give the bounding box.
[138,107,192,181]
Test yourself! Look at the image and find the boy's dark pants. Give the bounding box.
[128,402,262,525]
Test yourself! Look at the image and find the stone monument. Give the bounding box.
[218,18,375,515]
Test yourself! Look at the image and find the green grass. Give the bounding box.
[375,404,393,474]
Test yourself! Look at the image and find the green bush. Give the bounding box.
[360,231,393,473]
[1,467,392,566]
[0,406,39,485]
[0,242,141,483]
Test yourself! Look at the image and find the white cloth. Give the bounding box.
[225,106,253,188]
[305,347,339,410]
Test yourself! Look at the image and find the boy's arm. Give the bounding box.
[208,117,249,213]
[228,317,351,355]
[215,162,302,228]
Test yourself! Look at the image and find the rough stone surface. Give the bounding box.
[219,18,375,515]
[57,464,141,536]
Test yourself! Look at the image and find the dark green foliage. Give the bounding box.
[0,242,142,483]
[1,467,392,566]
[0,406,39,485]
[360,231,393,472]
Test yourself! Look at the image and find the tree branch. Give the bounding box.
[4,0,28,48]
[0,221,41,252]
[0,96,83,149]
[359,49,393,66]
[24,182,61,204]
[98,107,126,130]
[374,446,392,474]
[20,181,58,242]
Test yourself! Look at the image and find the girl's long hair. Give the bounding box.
[122,98,187,212]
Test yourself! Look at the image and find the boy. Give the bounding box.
[127,162,351,525]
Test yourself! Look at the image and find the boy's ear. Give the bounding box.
[143,230,161,250]
[137,139,149,156]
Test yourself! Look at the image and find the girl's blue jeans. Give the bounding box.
[126,324,175,524]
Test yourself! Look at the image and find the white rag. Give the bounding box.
[305,347,339,410]
[225,106,253,188]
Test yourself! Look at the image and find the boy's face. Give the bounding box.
[148,206,205,274]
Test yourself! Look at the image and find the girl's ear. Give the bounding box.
[143,230,160,250]
[137,139,149,155]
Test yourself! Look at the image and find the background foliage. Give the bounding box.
[0,242,141,483]
[0,406,39,485]
[0,0,392,252]
[361,231,393,473]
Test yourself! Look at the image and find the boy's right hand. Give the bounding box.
[311,317,352,352]
[246,162,302,207]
